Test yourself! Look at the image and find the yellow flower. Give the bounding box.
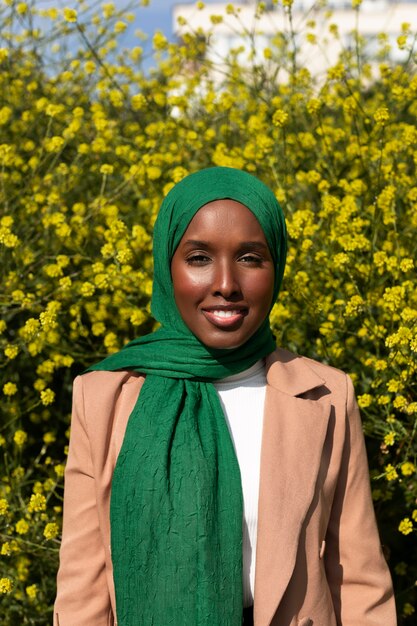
[16,3,28,15]
[0,498,8,515]
[114,21,127,34]
[327,62,345,80]
[92,322,106,336]
[387,379,401,393]
[374,106,390,125]
[329,23,339,37]
[393,395,407,410]
[104,332,119,353]
[116,248,133,264]
[131,94,146,111]
[384,432,395,446]
[0,578,13,594]
[26,584,38,600]
[80,281,95,297]
[377,395,390,406]
[27,493,47,513]
[43,522,59,540]
[398,518,413,535]
[406,403,417,415]
[43,432,56,444]
[1,543,11,556]
[344,295,365,317]
[44,135,65,153]
[130,46,143,62]
[15,519,30,535]
[385,464,398,481]
[4,344,19,359]
[100,163,114,175]
[397,35,407,50]
[153,32,168,51]
[46,7,58,19]
[403,603,415,617]
[44,478,56,491]
[399,258,414,272]
[33,481,43,495]
[34,378,47,392]
[54,464,66,478]
[45,103,64,118]
[102,3,115,18]
[13,430,27,447]
[401,462,415,476]
[13,466,25,480]
[63,8,77,22]
[84,60,96,74]
[40,389,55,406]
[147,166,162,180]
[0,225,19,248]
[130,310,147,326]
[0,106,12,125]
[59,276,72,290]
[272,109,289,127]
[3,382,17,396]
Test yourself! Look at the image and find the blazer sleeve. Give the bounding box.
[54,375,113,626]
[324,374,397,626]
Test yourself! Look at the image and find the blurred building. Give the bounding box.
[172,0,417,79]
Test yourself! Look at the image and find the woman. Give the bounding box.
[54,167,396,626]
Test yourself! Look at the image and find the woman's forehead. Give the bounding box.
[182,199,265,235]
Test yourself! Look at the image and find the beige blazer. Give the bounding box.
[54,348,396,626]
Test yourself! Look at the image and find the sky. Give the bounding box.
[123,0,220,69]
[134,0,177,42]
[28,1,222,72]
[134,0,220,42]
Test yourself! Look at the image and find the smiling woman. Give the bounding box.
[54,167,396,626]
[171,199,275,349]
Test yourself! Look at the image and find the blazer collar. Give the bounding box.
[265,347,326,397]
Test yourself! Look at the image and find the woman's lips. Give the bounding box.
[201,308,248,328]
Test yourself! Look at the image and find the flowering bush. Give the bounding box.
[0,0,416,622]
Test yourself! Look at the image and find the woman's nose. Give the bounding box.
[212,261,241,298]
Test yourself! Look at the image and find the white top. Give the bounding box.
[213,360,267,607]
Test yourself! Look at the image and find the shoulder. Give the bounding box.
[72,370,145,429]
[75,369,145,394]
[298,351,349,384]
[268,347,351,399]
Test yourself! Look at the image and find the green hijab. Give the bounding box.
[87,167,287,625]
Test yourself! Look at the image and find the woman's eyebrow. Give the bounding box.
[182,240,268,250]
[238,241,269,251]
[182,239,211,248]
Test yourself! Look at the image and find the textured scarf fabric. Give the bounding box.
[87,167,287,625]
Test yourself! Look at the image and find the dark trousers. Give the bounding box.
[242,606,254,625]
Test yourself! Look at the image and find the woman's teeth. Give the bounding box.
[211,310,240,318]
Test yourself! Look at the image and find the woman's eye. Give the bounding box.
[185,254,211,265]
[240,254,263,264]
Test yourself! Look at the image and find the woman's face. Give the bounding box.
[171,199,275,349]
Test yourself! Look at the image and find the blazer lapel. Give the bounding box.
[253,350,331,626]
